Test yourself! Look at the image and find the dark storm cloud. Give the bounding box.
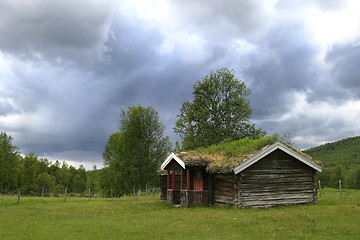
[0,0,113,61]
[90,13,231,119]
[0,0,114,166]
[0,5,216,166]
[94,17,224,142]
[326,43,360,98]
[243,21,321,119]
[258,110,348,150]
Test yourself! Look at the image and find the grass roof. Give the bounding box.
[197,134,279,157]
[175,134,280,172]
[170,134,322,173]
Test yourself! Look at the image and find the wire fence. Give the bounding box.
[11,186,161,204]
[6,179,359,204]
[317,179,360,199]
[318,179,360,190]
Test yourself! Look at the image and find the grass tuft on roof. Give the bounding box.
[196,134,279,158]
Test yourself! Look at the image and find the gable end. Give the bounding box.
[233,142,323,174]
[161,152,185,170]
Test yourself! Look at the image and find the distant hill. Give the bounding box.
[304,136,360,189]
[304,136,360,169]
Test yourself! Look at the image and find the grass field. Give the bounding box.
[1,188,359,239]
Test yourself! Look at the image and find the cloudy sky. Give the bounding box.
[1,0,360,169]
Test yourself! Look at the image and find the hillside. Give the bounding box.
[304,136,360,169]
[304,136,360,189]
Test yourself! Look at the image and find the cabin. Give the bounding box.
[160,141,323,208]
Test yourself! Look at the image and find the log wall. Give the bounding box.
[160,174,167,201]
[213,174,236,205]
[237,149,317,208]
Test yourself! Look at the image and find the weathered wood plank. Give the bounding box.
[241,169,310,174]
[213,174,235,205]
[242,196,314,202]
[241,193,314,201]
[240,188,314,195]
[241,199,314,208]
[240,182,313,188]
[241,175,313,181]
[240,178,314,186]
[239,149,317,208]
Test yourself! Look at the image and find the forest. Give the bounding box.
[304,136,360,189]
[2,131,360,197]
[0,131,104,196]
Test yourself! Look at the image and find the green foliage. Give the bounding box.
[197,134,279,158]
[97,166,115,197]
[279,131,294,146]
[0,132,20,193]
[36,172,55,193]
[174,68,266,150]
[0,132,106,196]
[87,166,100,196]
[103,105,172,195]
[73,165,87,195]
[20,153,39,194]
[304,136,360,189]
[48,160,61,186]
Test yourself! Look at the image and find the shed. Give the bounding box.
[160,141,322,208]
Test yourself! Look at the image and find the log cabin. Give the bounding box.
[160,141,323,208]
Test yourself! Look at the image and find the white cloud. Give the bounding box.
[306,0,360,51]
[167,0,277,41]
[275,92,360,148]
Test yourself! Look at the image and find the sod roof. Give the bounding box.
[161,135,322,173]
[175,144,274,173]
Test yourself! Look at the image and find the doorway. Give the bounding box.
[193,170,203,191]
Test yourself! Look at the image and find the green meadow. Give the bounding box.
[1,188,359,240]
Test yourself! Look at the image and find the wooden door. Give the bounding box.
[193,170,203,191]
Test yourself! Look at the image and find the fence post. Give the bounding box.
[42,186,45,202]
[111,188,113,200]
[339,179,342,199]
[64,186,67,202]
[89,187,91,201]
[17,188,20,204]
[318,180,322,198]
[134,188,136,197]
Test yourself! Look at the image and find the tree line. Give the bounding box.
[0,131,100,196]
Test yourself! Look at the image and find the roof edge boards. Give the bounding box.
[233,142,323,174]
[160,152,185,170]
[278,144,323,172]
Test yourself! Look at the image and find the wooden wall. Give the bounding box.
[159,174,167,201]
[159,172,188,202]
[237,149,317,208]
[213,174,236,205]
